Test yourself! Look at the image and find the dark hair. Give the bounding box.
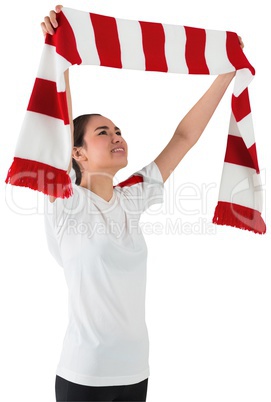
[72,114,101,185]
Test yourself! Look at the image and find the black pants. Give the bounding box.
[55,375,148,402]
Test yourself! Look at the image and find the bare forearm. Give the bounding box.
[174,72,235,146]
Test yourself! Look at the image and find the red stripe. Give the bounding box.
[232,89,251,122]
[139,21,168,72]
[115,175,143,188]
[248,143,260,174]
[184,27,209,74]
[45,11,81,65]
[27,78,69,124]
[212,201,266,234]
[90,13,122,68]
[5,157,73,198]
[224,135,257,170]
[226,31,255,75]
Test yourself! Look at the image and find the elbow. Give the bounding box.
[174,128,201,150]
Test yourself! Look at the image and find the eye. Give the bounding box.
[116,131,122,136]
[98,130,107,135]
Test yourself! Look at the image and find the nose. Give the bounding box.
[112,132,122,143]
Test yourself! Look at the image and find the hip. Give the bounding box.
[55,375,148,402]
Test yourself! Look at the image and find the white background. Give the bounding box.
[1,1,270,401]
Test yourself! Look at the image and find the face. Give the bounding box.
[76,115,128,175]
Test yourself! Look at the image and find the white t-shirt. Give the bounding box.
[44,161,164,387]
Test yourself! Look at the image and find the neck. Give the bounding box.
[80,171,114,202]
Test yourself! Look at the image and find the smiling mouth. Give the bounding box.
[111,147,125,153]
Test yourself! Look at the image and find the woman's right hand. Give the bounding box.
[40,4,63,37]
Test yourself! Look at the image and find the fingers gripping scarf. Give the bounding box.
[6,7,266,234]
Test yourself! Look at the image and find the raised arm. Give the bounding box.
[154,71,236,182]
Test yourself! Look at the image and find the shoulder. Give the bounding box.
[114,161,164,212]
[45,183,87,219]
[115,161,163,190]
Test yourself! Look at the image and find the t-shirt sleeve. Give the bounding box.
[116,161,164,214]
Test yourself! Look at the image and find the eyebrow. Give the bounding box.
[94,126,121,132]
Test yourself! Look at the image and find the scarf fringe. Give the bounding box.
[5,157,73,199]
[212,201,266,234]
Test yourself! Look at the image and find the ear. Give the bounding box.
[72,146,87,162]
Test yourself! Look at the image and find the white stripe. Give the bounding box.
[37,45,71,92]
[63,7,100,66]
[218,162,263,212]
[163,24,188,74]
[116,18,145,70]
[205,30,234,75]
[237,113,255,149]
[233,68,254,97]
[15,112,71,170]
[228,113,241,137]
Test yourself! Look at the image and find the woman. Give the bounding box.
[42,5,243,402]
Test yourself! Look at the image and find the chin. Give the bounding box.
[119,159,128,169]
[115,158,128,172]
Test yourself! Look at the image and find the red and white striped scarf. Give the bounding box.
[6,7,266,234]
